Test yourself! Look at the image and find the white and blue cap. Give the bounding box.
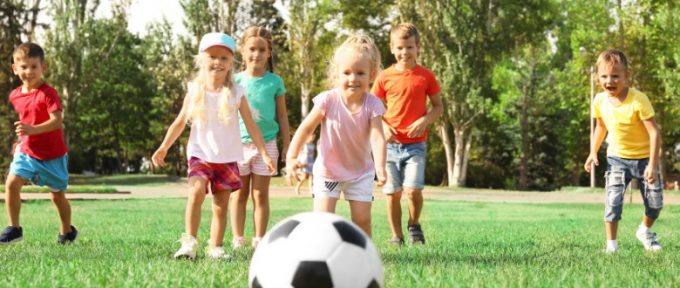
[198,32,237,54]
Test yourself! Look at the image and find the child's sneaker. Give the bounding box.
[387,236,404,246]
[232,236,245,249]
[251,237,262,249]
[603,246,618,254]
[57,225,78,244]
[206,242,232,260]
[408,224,425,245]
[0,226,23,245]
[174,233,198,259]
[636,229,662,252]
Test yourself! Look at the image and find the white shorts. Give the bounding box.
[238,140,279,176]
[312,172,375,202]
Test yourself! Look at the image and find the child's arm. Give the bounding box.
[286,107,323,186]
[642,118,661,184]
[14,111,62,136]
[370,116,387,186]
[240,97,275,174]
[584,118,608,173]
[407,92,444,138]
[276,95,291,163]
[152,95,190,167]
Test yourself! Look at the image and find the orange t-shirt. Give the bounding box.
[371,65,441,143]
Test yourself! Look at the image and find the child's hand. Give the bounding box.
[644,165,658,184]
[262,154,276,174]
[151,148,168,167]
[584,153,599,173]
[285,159,301,186]
[280,145,289,163]
[383,122,397,143]
[407,117,428,138]
[375,169,387,187]
[14,121,36,136]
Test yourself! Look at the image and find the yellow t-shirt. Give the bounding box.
[592,88,655,159]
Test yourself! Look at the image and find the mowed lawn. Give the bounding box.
[0,197,679,287]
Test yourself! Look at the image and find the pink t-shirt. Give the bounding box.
[312,89,385,181]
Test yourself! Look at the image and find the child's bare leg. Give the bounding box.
[4,175,23,227]
[210,190,230,247]
[49,191,72,234]
[605,221,618,240]
[314,196,338,213]
[251,174,271,238]
[349,200,372,237]
[186,177,208,236]
[386,192,403,239]
[642,216,656,228]
[405,188,423,225]
[229,175,251,239]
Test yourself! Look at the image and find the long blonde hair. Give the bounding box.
[326,34,382,88]
[188,52,236,124]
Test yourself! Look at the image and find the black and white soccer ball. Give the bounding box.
[248,212,384,288]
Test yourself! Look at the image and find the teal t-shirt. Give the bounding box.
[236,71,286,143]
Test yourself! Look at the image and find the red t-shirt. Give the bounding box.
[9,83,68,160]
[371,65,441,143]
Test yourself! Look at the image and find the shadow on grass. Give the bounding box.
[70,174,183,186]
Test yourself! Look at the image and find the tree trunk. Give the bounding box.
[451,124,472,187]
[440,123,455,187]
[518,80,530,190]
[300,84,311,118]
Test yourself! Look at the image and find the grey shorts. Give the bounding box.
[604,156,663,222]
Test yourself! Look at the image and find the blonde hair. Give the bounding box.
[326,34,382,88]
[240,26,274,72]
[188,52,235,124]
[390,23,420,44]
[596,49,629,72]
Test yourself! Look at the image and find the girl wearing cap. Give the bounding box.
[230,26,290,250]
[152,32,275,260]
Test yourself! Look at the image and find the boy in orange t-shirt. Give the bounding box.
[371,23,443,245]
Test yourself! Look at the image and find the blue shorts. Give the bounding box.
[604,156,662,222]
[9,151,69,192]
[383,142,427,194]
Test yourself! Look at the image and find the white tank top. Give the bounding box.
[186,83,245,163]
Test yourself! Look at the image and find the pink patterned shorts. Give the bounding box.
[188,157,242,194]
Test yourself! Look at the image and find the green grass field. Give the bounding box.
[0,198,678,287]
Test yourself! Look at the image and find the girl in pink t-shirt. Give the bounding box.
[285,35,386,236]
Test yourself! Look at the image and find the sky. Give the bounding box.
[104,0,187,36]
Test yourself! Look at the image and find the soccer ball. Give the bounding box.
[248,212,384,288]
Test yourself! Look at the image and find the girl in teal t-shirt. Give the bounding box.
[231,26,290,249]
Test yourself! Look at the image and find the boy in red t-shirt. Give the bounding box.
[371,23,443,245]
[1,43,76,245]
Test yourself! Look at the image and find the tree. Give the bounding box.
[398,0,557,187]
[281,0,336,117]
[0,0,45,176]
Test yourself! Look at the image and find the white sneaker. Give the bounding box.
[603,246,618,254]
[232,236,245,249]
[206,243,232,260]
[251,237,262,249]
[636,229,662,252]
[174,233,198,259]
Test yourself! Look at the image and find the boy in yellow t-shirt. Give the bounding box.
[584,49,663,253]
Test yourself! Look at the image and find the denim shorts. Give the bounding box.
[604,156,663,222]
[383,142,427,194]
[10,151,69,191]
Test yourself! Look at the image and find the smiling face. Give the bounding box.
[390,35,419,69]
[242,36,271,71]
[202,46,234,80]
[597,61,629,98]
[12,56,45,90]
[335,51,372,98]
